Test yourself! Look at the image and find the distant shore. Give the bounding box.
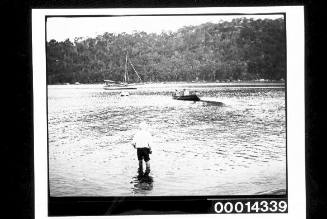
[47,81,285,91]
[48,80,285,86]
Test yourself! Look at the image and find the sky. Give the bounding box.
[47,14,284,42]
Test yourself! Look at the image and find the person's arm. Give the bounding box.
[148,132,152,153]
[131,135,136,149]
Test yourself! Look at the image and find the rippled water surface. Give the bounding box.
[48,83,286,196]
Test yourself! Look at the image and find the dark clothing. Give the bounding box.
[137,148,150,162]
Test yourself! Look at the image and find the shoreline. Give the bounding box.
[49,80,285,85]
[48,81,285,89]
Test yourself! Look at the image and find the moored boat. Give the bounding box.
[104,86,137,90]
[120,91,130,96]
[103,80,137,90]
[103,53,141,90]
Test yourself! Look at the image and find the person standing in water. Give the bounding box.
[132,122,152,175]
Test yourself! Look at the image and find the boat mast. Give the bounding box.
[124,52,128,83]
[128,59,142,82]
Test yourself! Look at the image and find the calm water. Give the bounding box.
[48,83,286,196]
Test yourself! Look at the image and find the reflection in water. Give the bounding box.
[131,168,154,194]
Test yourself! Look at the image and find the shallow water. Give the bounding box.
[48,83,286,196]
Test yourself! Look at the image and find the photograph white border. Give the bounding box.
[32,6,305,219]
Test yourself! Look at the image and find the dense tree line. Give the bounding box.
[46,18,286,84]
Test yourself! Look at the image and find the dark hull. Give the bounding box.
[104,86,137,90]
[172,94,200,101]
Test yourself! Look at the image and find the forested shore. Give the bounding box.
[46,18,286,84]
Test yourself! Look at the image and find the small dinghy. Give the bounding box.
[172,89,201,101]
[120,91,130,96]
[172,94,200,101]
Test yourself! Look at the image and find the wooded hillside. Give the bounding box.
[46,18,286,84]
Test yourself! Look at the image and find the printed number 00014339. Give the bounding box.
[213,200,288,213]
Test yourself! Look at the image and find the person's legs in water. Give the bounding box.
[144,161,150,175]
[138,160,143,173]
[143,148,151,176]
[137,148,144,173]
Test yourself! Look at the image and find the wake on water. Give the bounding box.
[200,99,224,106]
[198,97,225,106]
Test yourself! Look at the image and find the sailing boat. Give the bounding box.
[104,53,142,90]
